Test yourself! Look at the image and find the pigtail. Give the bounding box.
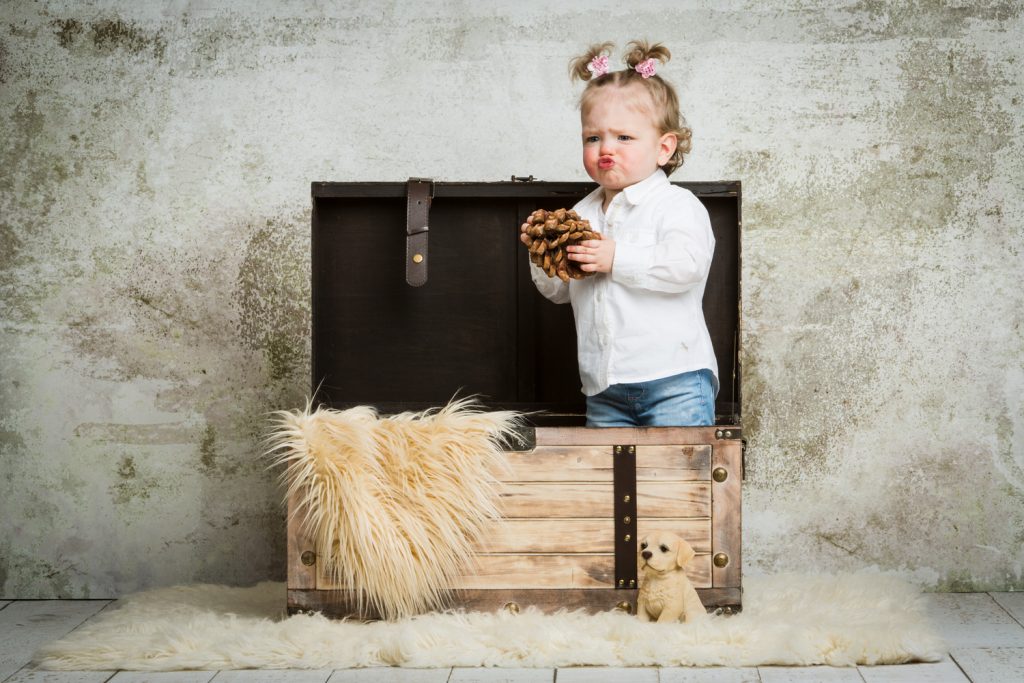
[622,40,671,70]
[569,41,614,82]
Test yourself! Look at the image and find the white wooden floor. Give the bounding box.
[2,593,1023,682]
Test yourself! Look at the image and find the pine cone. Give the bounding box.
[520,208,601,282]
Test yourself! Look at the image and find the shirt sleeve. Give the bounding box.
[529,261,571,303]
[610,195,714,293]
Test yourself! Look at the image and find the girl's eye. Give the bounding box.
[640,542,648,550]
[584,136,599,143]
[618,135,632,141]
[659,545,669,553]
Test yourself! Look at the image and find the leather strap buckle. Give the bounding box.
[406,178,433,286]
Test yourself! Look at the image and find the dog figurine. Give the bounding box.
[636,531,707,623]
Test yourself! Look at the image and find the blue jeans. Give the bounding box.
[585,369,717,427]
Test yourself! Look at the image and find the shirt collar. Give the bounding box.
[622,169,669,206]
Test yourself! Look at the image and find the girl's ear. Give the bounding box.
[675,539,695,568]
[658,132,678,167]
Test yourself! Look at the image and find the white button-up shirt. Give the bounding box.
[530,169,718,396]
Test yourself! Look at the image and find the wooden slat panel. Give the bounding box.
[318,554,711,591]
[711,440,743,589]
[452,553,711,590]
[636,445,711,480]
[312,518,710,586]
[501,445,610,482]
[637,482,710,516]
[475,518,710,554]
[502,445,710,482]
[498,481,710,518]
[533,426,736,446]
[287,490,316,590]
[287,586,741,619]
[289,435,740,610]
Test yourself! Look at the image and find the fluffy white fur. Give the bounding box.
[34,574,946,670]
[264,398,521,620]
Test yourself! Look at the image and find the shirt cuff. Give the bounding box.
[530,261,570,302]
[611,241,650,288]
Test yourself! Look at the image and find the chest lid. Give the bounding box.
[311,179,741,425]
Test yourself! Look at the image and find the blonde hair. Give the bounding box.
[569,40,693,175]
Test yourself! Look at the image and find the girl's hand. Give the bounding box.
[567,238,615,273]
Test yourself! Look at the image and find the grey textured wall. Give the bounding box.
[1,0,1022,598]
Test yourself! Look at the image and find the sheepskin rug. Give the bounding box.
[34,574,945,670]
[264,399,522,620]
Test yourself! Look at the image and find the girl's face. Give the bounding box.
[581,84,677,194]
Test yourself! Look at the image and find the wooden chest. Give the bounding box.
[288,179,743,618]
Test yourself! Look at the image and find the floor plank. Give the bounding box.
[4,671,117,682]
[857,657,969,682]
[448,669,554,682]
[326,670,452,682]
[659,668,762,682]
[210,671,332,682]
[0,601,112,682]
[106,673,217,683]
[554,668,659,683]
[990,592,1024,626]
[924,594,1024,649]
[949,647,1024,683]
[757,667,864,682]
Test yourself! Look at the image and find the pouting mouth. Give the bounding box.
[598,156,614,169]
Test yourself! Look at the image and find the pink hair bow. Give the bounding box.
[587,54,610,77]
[635,58,657,79]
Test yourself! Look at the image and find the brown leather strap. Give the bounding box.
[406,178,432,287]
[613,444,638,589]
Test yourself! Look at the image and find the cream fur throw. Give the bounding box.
[33,574,946,670]
[265,399,521,620]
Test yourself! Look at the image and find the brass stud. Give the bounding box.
[300,551,316,566]
[616,601,633,614]
[628,445,635,454]
[714,553,730,568]
[503,602,520,614]
[618,579,625,587]
[629,579,636,588]
[624,534,631,542]
[713,467,728,483]
[623,515,631,524]
[614,445,622,454]
[412,254,424,264]
[724,430,733,438]
[715,429,723,438]
[623,494,631,503]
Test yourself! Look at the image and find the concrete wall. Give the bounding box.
[1,0,1021,597]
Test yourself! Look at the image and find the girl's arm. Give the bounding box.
[528,261,571,303]
[609,197,714,293]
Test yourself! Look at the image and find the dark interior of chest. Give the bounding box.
[310,181,741,426]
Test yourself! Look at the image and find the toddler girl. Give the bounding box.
[521,40,718,427]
